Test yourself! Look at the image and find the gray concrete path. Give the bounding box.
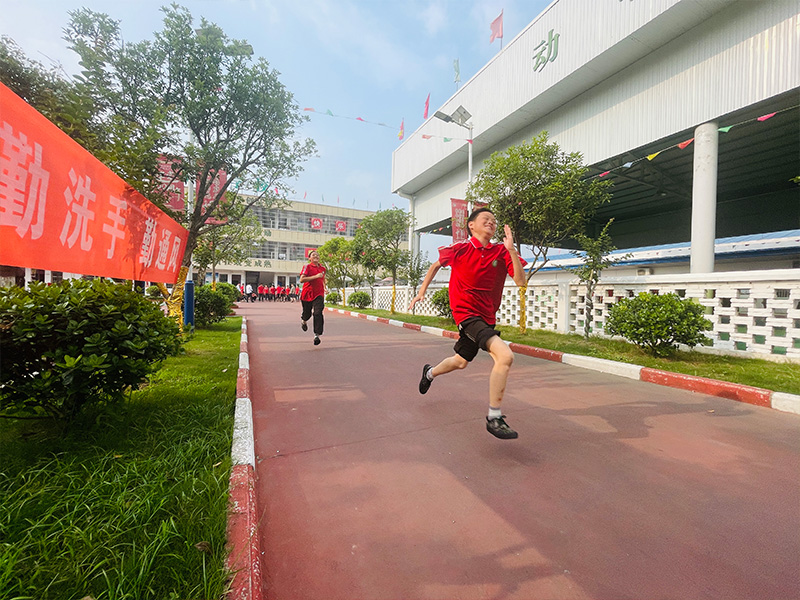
[237,301,800,600]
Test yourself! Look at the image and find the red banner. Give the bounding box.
[310,217,323,230]
[451,198,469,242]
[0,82,188,284]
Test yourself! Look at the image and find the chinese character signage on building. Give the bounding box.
[310,217,323,229]
[0,82,188,284]
[335,220,346,232]
[533,29,560,72]
[451,198,469,242]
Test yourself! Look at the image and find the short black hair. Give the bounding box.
[467,207,493,223]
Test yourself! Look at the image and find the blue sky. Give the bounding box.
[2,0,553,254]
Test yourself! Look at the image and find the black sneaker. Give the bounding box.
[313,336,320,345]
[301,320,308,332]
[418,364,433,394]
[486,416,518,439]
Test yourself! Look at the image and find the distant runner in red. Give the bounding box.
[299,250,327,346]
[409,207,527,439]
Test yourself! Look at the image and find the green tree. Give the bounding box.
[352,208,411,313]
[317,237,360,304]
[466,131,611,332]
[191,206,264,288]
[563,219,629,337]
[0,36,122,188]
[63,5,315,319]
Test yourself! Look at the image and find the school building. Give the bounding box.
[208,199,377,289]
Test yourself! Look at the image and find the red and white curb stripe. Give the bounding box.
[226,317,263,600]
[326,307,800,415]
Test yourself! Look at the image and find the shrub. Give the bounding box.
[325,291,341,304]
[348,291,371,309]
[194,285,232,327]
[605,292,712,357]
[0,280,183,420]
[430,287,453,321]
[214,281,240,305]
[146,284,163,299]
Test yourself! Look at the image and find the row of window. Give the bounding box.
[253,207,361,236]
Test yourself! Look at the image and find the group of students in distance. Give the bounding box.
[238,282,299,303]
[299,207,527,440]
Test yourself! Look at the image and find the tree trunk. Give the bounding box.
[584,282,595,338]
[157,266,189,329]
[518,283,528,334]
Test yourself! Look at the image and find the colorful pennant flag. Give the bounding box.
[424,93,430,120]
[757,112,776,121]
[647,151,662,161]
[678,138,694,149]
[490,10,503,44]
[398,118,404,140]
[454,59,461,84]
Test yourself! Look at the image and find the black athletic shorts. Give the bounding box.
[454,317,501,362]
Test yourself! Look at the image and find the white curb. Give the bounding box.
[562,354,643,380]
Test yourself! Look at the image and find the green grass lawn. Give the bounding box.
[0,318,241,600]
[330,305,800,396]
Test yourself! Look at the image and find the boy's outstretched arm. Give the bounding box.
[408,261,441,311]
[503,224,527,287]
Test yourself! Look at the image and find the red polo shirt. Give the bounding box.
[300,263,326,301]
[438,237,526,326]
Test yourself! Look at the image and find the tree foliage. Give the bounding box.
[466,131,611,278]
[466,131,611,332]
[191,204,264,285]
[63,4,316,270]
[317,237,360,303]
[352,208,411,313]
[563,219,629,337]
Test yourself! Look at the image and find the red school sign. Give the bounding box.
[0,82,189,284]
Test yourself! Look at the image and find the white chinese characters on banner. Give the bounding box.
[0,121,49,240]
[59,169,96,251]
[102,195,127,259]
[139,218,158,267]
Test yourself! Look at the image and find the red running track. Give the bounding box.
[236,301,800,600]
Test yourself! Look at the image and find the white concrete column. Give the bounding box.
[690,121,718,273]
[44,270,52,284]
[25,268,32,287]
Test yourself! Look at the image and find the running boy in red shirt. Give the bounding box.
[409,207,527,439]
[299,250,327,345]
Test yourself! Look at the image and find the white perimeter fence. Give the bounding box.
[340,268,800,362]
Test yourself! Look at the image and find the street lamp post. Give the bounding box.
[434,105,473,210]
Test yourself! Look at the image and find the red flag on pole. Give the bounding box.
[490,10,503,44]
[424,93,430,120]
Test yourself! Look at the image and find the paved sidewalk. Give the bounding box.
[237,301,800,600]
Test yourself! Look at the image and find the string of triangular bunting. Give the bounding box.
[589,105,797,180]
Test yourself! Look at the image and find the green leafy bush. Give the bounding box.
[146,284,163,299]
[430,287,453,321]
[0,280,182,420]
[194,285,232,327]
[214,281,240,305]
[325,291,341,304]
[348,291,371,309]
[605,292,712,357]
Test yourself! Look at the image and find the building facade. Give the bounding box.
[392,0,799,268]
[209,199,376,288]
